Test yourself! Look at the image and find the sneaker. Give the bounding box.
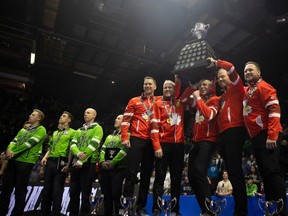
[136,208,148,216]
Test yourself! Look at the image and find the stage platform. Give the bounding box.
[0,183,287,215]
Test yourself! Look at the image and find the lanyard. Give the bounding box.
[140,95,154,116]
[162,98,175,120]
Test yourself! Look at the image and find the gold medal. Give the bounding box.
[167,118,171,124]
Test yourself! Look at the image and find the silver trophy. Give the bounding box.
[89,193,104,215]
[157,197,177,216]
[120,195,137,216]
[258,198,284,216]
[205,198,227,215]
[120,178,137,216]
[191,22,210,39]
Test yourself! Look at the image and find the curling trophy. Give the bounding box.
[173,22,216,83]
[205,197,227,215]
[157,197,177,216]
[258,198,284,216]
[89,192,104,215]
[120,178,137,216]
[191,22,210,39]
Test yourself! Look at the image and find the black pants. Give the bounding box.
[40,157,67,216]
[220,127,247,216]
[124,136,154,209]
[152,143,184,213]
[0,160,34,216]
[69,163,96,216]
[100,168,126,215]
[188,140,215,214]
[251,130,287,216]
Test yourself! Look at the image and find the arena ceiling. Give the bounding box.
[0,0,288,110]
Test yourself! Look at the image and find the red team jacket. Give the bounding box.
[243,79,282,140]
[179,84,219,143]
[192,95,219,143]
[121,79,181,143]
[217,59,245,133]
[150,98,184,151]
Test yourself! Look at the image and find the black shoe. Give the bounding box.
[152,210,161,216]
[136,208,148,216]
[171,212,182,216]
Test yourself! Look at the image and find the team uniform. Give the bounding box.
[217,59,248,216]
[121,94,160,211]
[243,79,286,215]
[150,97,184,214]
[188,94,219,215]
[0,125,47,215]
[99,130,128,216]
[69,122,103,216]
[41,127,75,216]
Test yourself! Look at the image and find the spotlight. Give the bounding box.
[30,40,36,65]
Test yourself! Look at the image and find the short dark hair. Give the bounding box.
[245,61,261,71]
[63,111,74,122]
[144,76,156,85]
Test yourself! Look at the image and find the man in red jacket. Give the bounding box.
[121,76,158,216]
[208,57,248,216]
[243,61,286,216]
[150,79,184,216]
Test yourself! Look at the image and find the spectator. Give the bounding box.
[215,170,233,197]
[181,176,193,195]
[245,176,258,196]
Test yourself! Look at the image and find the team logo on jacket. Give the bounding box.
[168,113,181,126]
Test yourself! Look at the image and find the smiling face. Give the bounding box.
[143,77,156,96]
[199,79,213,96]
[163,80,175,99]
[244,62,261,84]
[217,68,231,88]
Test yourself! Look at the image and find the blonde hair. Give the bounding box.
[33,109,45,122]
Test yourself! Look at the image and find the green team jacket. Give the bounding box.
[7,125,47,164]
[99,130,128,168]
[246,183,258,196]
[70,122,103,165]
[48,127,76,158]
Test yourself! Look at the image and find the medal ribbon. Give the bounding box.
[140,95,154,116]
[162,98,175,121]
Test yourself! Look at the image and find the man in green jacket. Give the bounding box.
[69,108,103,216]
[40,111,75,216]
[99,114,128,216]
[0,109,47,216]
